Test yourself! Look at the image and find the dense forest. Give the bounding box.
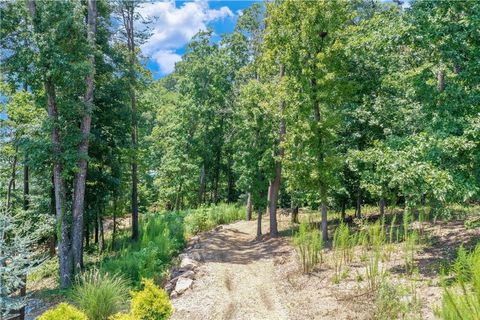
[1,0,479,319]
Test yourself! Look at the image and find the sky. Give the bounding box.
[138,0,259,79]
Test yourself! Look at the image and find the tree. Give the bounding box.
[0,206,44,318]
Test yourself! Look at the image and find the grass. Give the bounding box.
[293,221,323,273]
[72,269,129,320]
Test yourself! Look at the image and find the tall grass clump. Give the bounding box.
[332,222,354,281]
[72,269,129,320]
[102,212,185,286]
[437,245,480,320]
[294,221,323,273]
[184,203,244,236]
[364,220,386,291]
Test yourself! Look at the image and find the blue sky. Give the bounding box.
[140,1,259,79]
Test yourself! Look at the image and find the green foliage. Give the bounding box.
[184,203,244,236]
[130,279,173,320]
[101,212,185,286]
[374,282,421,320]
[438,245,480,320]
[293,221,323,273]
[0,206,44,316]
[72,269,129,320]
[38,303,87,320]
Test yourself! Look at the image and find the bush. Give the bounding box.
[131,278,173,320]
[72,269,129,320]
[293,221,323,273]
[38,303,87,320]
[438,245,480,320]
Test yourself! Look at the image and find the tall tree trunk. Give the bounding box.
[98,209,104,252]
[246,192,252,221]
[29,0,72,289]
[122,3,140,241]
[72,0,97,273]
[268,64,286,237]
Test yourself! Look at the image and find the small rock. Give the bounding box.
[175,277,193,295]
[170,290,179,299]
[164,282,175,294]
[180,257,198,270]
[180,270,195,280]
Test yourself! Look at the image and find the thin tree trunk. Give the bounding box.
[23,156,29,210]
[380,197,385,216]
[341,202,346,221]
[122,4,140,241]
[198,164,206,206]
[246,192,252,221]
[437,69,445,93]
[98,210,104,252]
[268,64,286,237]
[355,190,362,218]
[256,210,262,238]
[72,0,97,273]
[112,197,117,250]
[291,205,299,224]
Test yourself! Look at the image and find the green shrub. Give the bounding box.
[293,221,323,273]
[374,282,421,320]
[184,203,244,236]
[438,245,480,320]
[38,303,87,320]
[101,212,185,287]
[131,278,173,320]
[72,269,129,320]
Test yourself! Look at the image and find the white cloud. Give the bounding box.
[138,1,234,75]
[152,50,182,74]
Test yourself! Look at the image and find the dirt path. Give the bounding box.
[171,217,293,320]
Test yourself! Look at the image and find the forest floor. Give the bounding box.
[170,212,479,320]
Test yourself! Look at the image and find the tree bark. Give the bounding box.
[72,0,97,273]
[268,64,286,237]
[437,69,445,93]
[380,197,385,216]
[246,192,252,221]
